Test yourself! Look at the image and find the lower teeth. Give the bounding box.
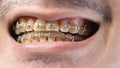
[17,31,86,43]
[9,17,99,43]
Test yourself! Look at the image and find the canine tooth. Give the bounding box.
[25,19,34,31]
[69,19,82,34]
[60,20,70,32]
[38,32,47,42]
[19,18,27,33]
[34,19,46,31]
[46,21,59,31]
[47,32,56,41]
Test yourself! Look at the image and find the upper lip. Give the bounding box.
[8,6,99,56]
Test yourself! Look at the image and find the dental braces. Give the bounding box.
[18,32,75,42]
[46,22,57,29]
[34,22,45,29]
[16,21,88,32]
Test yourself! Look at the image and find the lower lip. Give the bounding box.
[11,36,93,55]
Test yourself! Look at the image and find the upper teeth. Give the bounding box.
[13,17,91,43]
[34,19,46,31]
[15,17,88,35]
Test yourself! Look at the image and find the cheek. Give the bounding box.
[0,21,11,55]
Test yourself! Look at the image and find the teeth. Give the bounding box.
[65,34,74,41]
[38,32,47,42]
[15,18,27,35]
[34,19,46,31]
[15,17,91,43]
[78,25,88,36]
[56,33,65,41]
[69,18,82,34]
[47,32,56,41]
[15,21,22,35]
[46,21,59,31]
[25,19,34,31]
[24,33,33,43]
[31,32,40,43]
[19,18,27,33]
[19,34,27,43]
[60,20,70,32]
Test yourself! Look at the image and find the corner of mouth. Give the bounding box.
[8,12,100,55]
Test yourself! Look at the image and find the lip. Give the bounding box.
[11,36,94,55]
[6,6,103,28]
[7,6,99,55]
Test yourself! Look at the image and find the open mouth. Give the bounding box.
[9,16,99,44]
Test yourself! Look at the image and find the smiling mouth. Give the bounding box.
[7,12,100,55]
[9,16,99,43]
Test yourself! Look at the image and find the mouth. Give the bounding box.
[8,14,99,55]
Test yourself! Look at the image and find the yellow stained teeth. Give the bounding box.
[15,21,22,34]
[25,19,34,31]
[65,34,75,41]
[47,32,56,41]
[38,32,47,42]
[56,33,65,41]
[69,18,84,34]
[19,18,27,33]
[60,20,70,32]
[31,33,40,43]
[34,19,46,31]
[46,21,59,31]
[69,23,80,34]
[15,17,92,43]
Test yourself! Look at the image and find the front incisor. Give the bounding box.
[47,32,56,41]
[39,32,47,42]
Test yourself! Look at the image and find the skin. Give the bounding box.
[0,0,120,68]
